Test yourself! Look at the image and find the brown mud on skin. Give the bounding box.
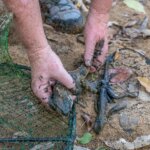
[1,0,150,149]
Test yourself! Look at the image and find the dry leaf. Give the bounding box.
[109,67,133,84]
[114,51,121,60]
[137,77,150,93]
[123,0,145,14]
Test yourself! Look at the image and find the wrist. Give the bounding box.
[90,0,112,15]
[27,45,52,65]
[88,8,109,25]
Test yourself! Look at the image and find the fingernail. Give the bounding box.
[85,60,92,67]
[89,66,96,73]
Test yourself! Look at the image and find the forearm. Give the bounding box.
[3,0,49,58]
[90,0,112,14]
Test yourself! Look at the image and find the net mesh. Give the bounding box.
[0,13,76,150]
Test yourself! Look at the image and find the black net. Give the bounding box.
[0,14,76,150]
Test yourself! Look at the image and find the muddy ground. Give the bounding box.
[0,0,150,150]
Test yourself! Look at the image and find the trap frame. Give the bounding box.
[0,13,76,150]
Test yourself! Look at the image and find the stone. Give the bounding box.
[13,131,29,138]
[119,113,139,133]
[74,145,90,150]
[138,90,150,102]
[30,142,54,150]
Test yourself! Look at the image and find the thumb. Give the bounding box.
[84,35,97,67]
[55,68,75,90]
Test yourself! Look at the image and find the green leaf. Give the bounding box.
[78,132,92,145]
[123,0,145,14]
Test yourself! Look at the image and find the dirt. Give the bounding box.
[1,0,150,149]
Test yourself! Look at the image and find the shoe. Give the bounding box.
[40,0,84,34]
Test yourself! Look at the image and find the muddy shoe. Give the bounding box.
[41,0,84,33]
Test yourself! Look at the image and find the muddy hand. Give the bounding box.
[29,46,75,108]
[84,10,109,71]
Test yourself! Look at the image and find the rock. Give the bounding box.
[74,145,90,150]
[105,135,150,150]
[30,144,90,150]
[107,101,127,117]
[30,142,54,150]
[13,131,29,138]
[105,138,134,150]
[138,90,150,102]
[127,82,139,94]
[119,113,139,133]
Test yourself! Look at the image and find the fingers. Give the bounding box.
[84,30,108,70]
[31,78,52,105]
[54,68,76,90]
[84,34,97,66]
[92,38,108,69]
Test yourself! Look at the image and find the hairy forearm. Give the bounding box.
[3,0,48,55]
[90,0,112,14]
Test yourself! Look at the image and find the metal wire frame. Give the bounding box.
[0,13,76,150]
[0,64,76,150]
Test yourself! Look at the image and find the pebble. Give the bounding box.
[13,131,29,138]
[30,144,90,150]
[119,113,139,133]
[138,90,150,102]
[74,145,90,150]
[30,142,54,150]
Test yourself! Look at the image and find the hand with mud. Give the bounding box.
[30,46,75,107]
[3,0,75,108]
[84,0,112,70]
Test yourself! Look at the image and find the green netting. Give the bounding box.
[0,13,12,63]
[0,14,76,150]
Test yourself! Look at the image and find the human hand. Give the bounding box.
[28,46,75,107]
[84,9,109,70]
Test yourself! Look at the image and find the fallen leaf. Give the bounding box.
[137,77,150,93]
[123,0,145,14]
[109,67,133,84]
[114,51,121,60]
[81,112,93,131]
[77,132,92,145]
